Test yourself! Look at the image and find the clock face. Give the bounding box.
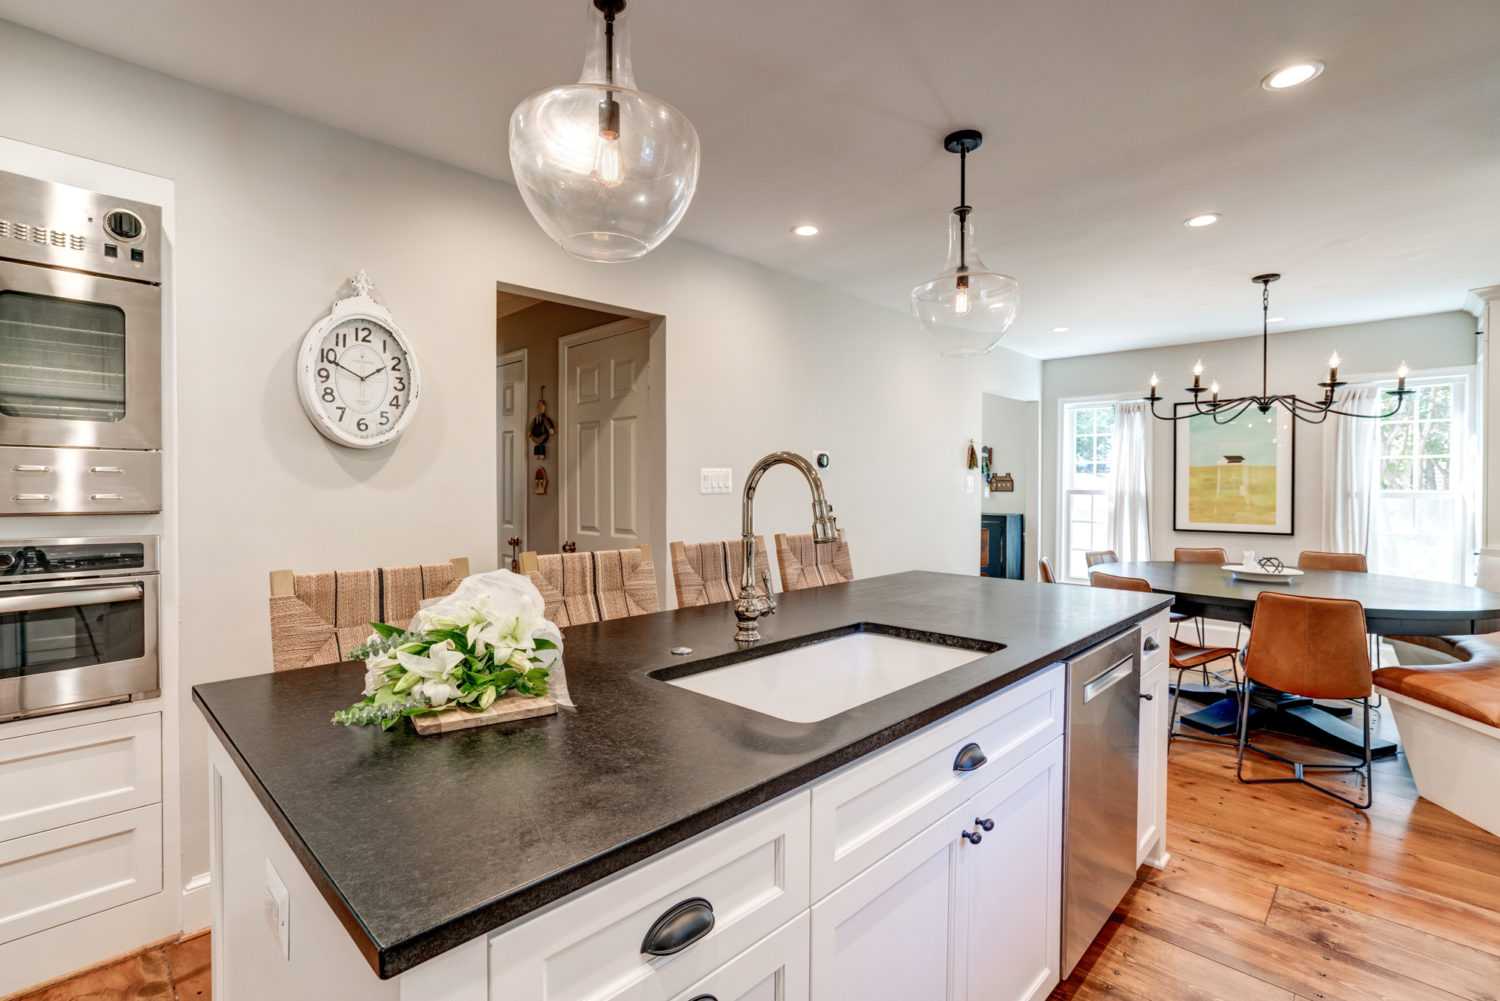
[299,305,420,448]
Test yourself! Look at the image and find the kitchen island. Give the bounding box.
[195,570,1172,1000]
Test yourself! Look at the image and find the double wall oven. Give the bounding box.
[0,536,159,721]
[0,168,163,515]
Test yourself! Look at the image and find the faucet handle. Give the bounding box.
[761,569,777,614]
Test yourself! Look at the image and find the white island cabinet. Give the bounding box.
[210,647,1162,1001]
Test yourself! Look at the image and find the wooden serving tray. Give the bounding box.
[412,692,558,735]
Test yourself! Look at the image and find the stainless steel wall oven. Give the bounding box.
[0,169,162,514]
[0,536,159,721]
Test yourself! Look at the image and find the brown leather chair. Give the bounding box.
[1084,550,1118,569]
[1237,591,1374,809]
[1090,571,1240,744]
[1297,551,1368,572]
[1172,547,1238,645]
[1037,556,1055,583]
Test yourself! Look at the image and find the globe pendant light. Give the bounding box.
[509,1,701,262]
[910,130,1019,357]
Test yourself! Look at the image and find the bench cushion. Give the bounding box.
[1375,633,1500,728]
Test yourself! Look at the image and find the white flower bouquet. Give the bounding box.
[332,570,567,729]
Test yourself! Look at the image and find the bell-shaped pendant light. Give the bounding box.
[509,0,701,262]
[910,130,1019,357]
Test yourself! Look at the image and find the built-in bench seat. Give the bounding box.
[1376,634,1500,836]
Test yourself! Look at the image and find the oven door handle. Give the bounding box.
[0,584,143,614]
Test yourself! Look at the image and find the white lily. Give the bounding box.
[396,640,465,685]
[362,651,400,696]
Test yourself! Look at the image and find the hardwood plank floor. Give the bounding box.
[7,931,209,1001]
[1053,718,1500,1001]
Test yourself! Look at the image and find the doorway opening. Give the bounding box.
[979,393,1040,580]
[496,284,666,601]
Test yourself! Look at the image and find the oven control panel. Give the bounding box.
[0,536,157,582]
[0,168,162,285]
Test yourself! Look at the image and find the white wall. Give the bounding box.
[1040,312,1477,572]
[0,19,1040,907]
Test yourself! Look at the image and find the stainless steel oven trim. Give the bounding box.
[0,535,158,581]
[0,259,162,450]
[0,572,158,722]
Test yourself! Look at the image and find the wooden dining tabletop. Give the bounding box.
[1107,560,1500,637]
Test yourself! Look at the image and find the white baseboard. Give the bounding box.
[180,871,211,935]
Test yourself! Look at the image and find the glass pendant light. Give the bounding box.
[910,130,1019,357]
[509,1,700,262]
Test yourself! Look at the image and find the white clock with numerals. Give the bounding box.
[297,272,421,448]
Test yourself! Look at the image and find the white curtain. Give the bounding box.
[1321,386,1383,554]
[1110,401,1152,561]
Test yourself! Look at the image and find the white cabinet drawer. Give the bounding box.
[488,791,810,1001]
[0,803,162,945]
[1140,611,1169,674]
[669,913,809,1001]
[809,664,1063,900]
[0,712,161,843]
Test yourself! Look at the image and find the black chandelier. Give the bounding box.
[1145,274,1412,424]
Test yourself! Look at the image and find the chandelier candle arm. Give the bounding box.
[1145,274,1413,425]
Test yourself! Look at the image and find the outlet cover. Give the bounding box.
[264,859,290,960]
[700,468,733,494]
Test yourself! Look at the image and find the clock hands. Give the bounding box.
[330,355,387,382]
[358,365,387,382]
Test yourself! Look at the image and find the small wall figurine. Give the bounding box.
[529,386,556,457]
[967,440,979,469]
[990,471,1015,492]
[533,466,549,495]
[981,446,993,480]
[507,536,522,572]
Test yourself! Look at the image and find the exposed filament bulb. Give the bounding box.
[954,274,971,315]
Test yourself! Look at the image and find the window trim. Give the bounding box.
[1054,394,1133,584]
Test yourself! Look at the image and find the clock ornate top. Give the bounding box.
[296,272,422,449]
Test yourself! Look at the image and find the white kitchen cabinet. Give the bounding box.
[669,913,809,1001]
[1136,611,1171,869]
[958,737,1063,1001]
[810,737,1063,1001]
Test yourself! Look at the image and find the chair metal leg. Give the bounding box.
[1236,689,1373,810]
[1170,652,1240,748]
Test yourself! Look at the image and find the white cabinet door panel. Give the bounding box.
[489,792,810,1001]
[959,737,1063,1001]
[811,665,1063,900]
[670,913,809,1001]
[0,712,160,843]
[0,803,161,944]
[1137,662,1168,869]
[811,801,965,1001]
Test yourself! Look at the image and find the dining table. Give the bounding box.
[1106,560,1500,758]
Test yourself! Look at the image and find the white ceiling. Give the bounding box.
[5,0,1499,358]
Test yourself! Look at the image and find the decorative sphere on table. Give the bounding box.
[1256,556,1285,573]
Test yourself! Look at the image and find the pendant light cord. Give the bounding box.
[957,146,969,272]
[1261,278,1269,400]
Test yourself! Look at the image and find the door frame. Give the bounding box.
[557,318,655,554]
[498,348,528,565]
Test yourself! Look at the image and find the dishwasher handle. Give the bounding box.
[1082,656,1135,704]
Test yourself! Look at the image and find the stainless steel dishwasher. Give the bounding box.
[1061,626,1141,977]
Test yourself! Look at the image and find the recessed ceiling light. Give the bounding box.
[1262,61,1324,90]
[1267,315,1286,323]
[1052,326,1070,333]
[1184,213,1221,228]
[791,224,820,237]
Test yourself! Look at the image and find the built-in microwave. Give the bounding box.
[0,536,159,722]
[0,169,163,514]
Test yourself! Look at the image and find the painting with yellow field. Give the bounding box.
[1174,403,1295,535]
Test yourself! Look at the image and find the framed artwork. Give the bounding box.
[1173,402,1295,535]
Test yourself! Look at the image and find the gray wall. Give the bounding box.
[1040,312,1477,573]
[981,394,1040,578]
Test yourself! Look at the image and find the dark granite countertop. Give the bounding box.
[193,570,1169,978]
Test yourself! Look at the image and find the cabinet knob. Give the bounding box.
[1143,636,1160,651]
[688,996,718,1001]
[1140,692,1154,701]
[975,817,994,832]
[953,742,987,772]
[641,897,715,956]
[961,830,983,845]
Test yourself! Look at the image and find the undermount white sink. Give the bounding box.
[664,630,995,723]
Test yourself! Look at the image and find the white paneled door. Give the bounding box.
[498,353,527,558]
[561,321,651,553]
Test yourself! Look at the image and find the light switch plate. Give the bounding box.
[965,474,975,494]
[700,468,733,494]
[264,859,290,960]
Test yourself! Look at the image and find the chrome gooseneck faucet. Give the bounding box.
[734,451,838,645]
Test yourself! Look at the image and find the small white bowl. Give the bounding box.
[1222,564,1303,584]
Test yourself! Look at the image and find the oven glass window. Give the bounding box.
[0,291,127,422]
[0,587,144,679]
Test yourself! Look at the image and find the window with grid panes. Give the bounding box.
[1372,379,1469,583]
[1061,403,1116,581]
